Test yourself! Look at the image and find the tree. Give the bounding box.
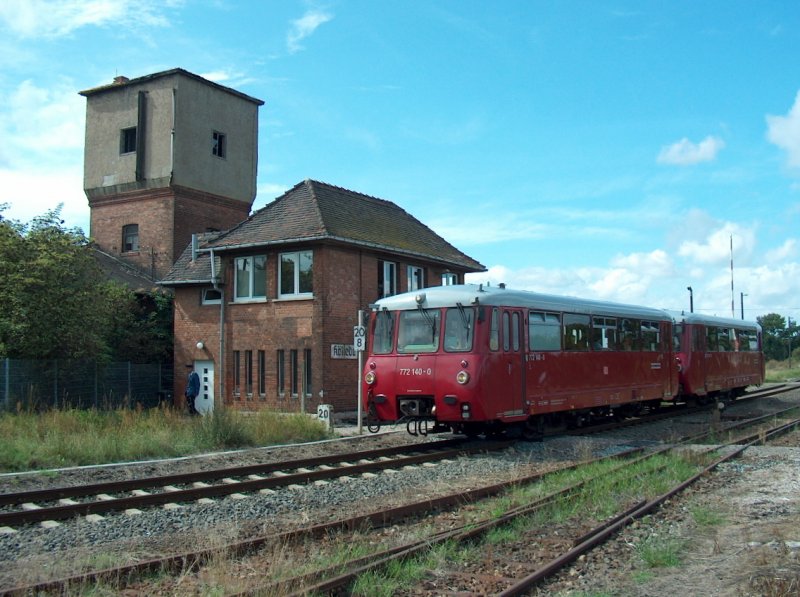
[757,312,798,362]
[0,206,172,362]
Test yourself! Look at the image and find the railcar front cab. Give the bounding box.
[364,292,480,436]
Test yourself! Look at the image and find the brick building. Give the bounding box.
[160,180,485,415]
[80,69,263,280]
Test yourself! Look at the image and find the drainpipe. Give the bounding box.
[210,248,225,409]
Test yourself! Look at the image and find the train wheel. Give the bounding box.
[522,417,544,442]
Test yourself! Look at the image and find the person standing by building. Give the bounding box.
[185,364,200,415]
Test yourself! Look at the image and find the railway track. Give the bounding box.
[4,387,797,595]
[0,437,511,529]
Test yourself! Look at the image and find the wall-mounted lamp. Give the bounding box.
[196,341,204,350]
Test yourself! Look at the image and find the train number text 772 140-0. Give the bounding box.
[399,368,433,376]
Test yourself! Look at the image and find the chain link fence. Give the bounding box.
[0,359,174,412]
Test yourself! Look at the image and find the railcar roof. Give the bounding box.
[668,310,762,331]
[374,284,673,321]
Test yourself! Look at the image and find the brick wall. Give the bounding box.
[90,186,251,280]
[172,243,472,414]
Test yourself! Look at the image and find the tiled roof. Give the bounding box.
[206,179,485,270]
[159,232,224,286]
[79,68,264,106]
[92,248,161,293]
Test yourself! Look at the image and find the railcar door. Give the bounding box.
[499,309,525,418]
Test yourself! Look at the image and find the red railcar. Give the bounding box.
[363,284,679,437]
[671,312,764,401]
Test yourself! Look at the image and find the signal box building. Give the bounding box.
[80,69,263,280]
[160,179,485,415]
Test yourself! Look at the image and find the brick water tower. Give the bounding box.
[80,69,264,279]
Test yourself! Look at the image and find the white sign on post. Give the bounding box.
[353,325,366,352]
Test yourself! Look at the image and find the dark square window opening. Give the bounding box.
[120,127,137,154]
[212,131,226,158]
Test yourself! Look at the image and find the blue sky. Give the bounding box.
[1,1,800,322]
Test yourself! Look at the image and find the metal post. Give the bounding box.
[740,292,745,320]
[357,309,364,435]
[4,358,9,412]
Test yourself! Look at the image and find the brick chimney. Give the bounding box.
[113,75,130,85]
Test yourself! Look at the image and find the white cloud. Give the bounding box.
[677,222,755,266]
[0,0,178,38]
[657,135,725,165]
[765,239,797,262]
[0,78,87,230]
[766,90,800,169]
[287,9,332,54]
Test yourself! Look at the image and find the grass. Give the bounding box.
[347,451,710,595]
[765,360,800,383]
[0,405,331,472]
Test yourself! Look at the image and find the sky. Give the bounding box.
[1,1,800,323]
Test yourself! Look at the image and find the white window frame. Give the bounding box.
[201,287,222,305]
[407,265,424,291]
[442,272,457,286]
[279,250,313,298]
[234,255,267,301]
[380,261,396,297]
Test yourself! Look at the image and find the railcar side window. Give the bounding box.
[529,311,561,351]
[618,318,640,351]
[672,324,682,351]
[563,314,590,351]
[591,317,617,350]
[397,309,440,353]
[444,307,474,352]
[502,312,511,351]
[372,310,395,354]
[490,308,500,351]
[641,321,661,351]
[706,327,719,351]
[512,312,521,351]
[718,328,732,351]
[737,329,753,351]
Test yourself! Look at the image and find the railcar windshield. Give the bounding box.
[371,309,395,354]
[397,309,441,353]
[444,306,474,352]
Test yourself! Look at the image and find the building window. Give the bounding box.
[245,350,253,398]
[279,251,313,298]
[202,288,222,305]
[442,272,458,286]
[258,350,266,398]
[277,349,285,398]
[234,255,266,300]
[122,224,139,252]
[232,350,241,397]
[407,265,424,291]
[378,261,396,297]
[290,349,298,397]
[303,349,312,397]
[120,127,137,154]
[212,131,226,158]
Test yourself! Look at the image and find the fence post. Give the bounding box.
[3,358,9,412]
[128,362,132,409]
[94,360,98,409]
[54,359,58,410]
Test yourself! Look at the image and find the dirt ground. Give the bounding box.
[539,441,800,597]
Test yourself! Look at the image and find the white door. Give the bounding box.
[194,360,215,415]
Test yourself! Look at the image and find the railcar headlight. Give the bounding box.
[456,370,470,385]
[365,371,376,385]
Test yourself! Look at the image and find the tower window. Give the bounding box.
[120,127,137,154]
[122,224,139,252]
[212,131,226,158]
